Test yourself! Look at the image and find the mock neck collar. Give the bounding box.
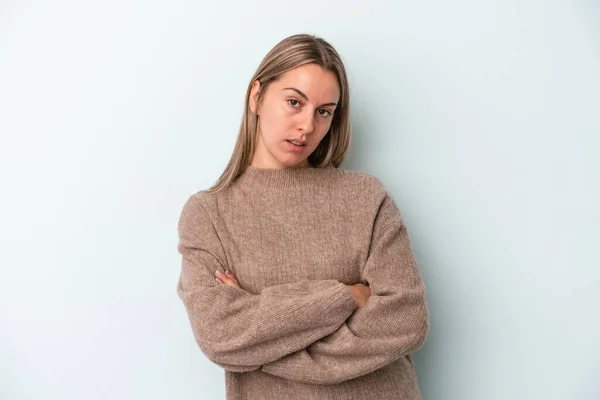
[235,164,337,189]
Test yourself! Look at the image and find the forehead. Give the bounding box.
[274,63,340,102]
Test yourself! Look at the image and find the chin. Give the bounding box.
[279,158,309,168]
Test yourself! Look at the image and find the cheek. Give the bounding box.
[261,105,293,135]
[317,119,333,135]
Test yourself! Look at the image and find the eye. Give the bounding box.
[317,109,332,117]
[287,99,301,107]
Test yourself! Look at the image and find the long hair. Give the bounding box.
[207,33,352,193]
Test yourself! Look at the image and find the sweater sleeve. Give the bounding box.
[176,195,357,372]
[260,191,429,384]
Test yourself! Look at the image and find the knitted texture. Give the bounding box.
[177,165,429,399]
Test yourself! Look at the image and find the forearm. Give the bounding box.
[178,195,359,370]
[260,286,428,384]
[179,270,357,369]
[261,190,430,384]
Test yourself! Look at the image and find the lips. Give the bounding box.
[285,140,306,152]
[286,139,306,146]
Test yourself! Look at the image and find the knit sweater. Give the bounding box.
[176,164,429,400]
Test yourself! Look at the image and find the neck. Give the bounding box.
[235,164,336,189]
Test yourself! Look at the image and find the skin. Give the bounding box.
[216,63,371,306]
[249,63,339,169]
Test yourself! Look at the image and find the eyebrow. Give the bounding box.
[282,87,338,107]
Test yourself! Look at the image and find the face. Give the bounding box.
[249,63,340,169]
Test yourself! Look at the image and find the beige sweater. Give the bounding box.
[177,165,429,399]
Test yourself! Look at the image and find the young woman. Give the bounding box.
[177,33,429,400]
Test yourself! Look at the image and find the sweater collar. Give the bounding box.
[235,164,337,189]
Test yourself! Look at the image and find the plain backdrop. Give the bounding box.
[1,1,599,399]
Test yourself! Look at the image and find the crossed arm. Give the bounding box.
[177,192,429,383]
[216,270,372,308]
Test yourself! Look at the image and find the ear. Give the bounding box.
[249,80,261,115]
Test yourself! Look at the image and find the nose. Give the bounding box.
[298,109,314,135]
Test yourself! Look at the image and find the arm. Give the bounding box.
[176,195,357,372]
[260,191,429,384]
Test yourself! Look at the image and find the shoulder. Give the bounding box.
[177,189,222,232]
[336,168,390,198]
[180,189,220,218]
[187,189,216,205]
[336,169,404,222]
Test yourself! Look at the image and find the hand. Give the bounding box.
[346,283,371,308]
[215,269,242,288]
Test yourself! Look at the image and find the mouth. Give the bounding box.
[285,140,306,152]
[286,140,306,147]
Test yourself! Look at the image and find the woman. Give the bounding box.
[177,33,429,400]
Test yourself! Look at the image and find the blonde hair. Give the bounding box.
[206,33,352,193]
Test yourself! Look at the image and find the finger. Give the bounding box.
[222,278,239,288]
[216,274,236,287]
[215,270,229,284]
[225,271,241,288]
[215,270,241,288]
